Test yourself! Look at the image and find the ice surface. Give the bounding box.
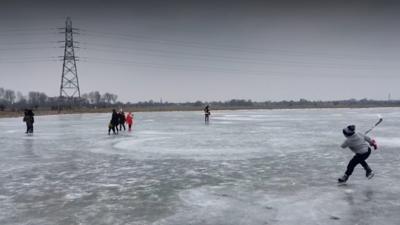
[1,108,400,225]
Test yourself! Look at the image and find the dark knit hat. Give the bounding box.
[343,125,355,137]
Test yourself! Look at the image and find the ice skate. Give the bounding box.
[366,171,375,180]
[338,174,348,184]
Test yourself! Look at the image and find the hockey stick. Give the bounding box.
[364,115,383,135]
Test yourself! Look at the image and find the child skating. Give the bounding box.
[338,125,377,184]
[126,112,134,132]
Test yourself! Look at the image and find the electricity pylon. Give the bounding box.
[59,17,80,100]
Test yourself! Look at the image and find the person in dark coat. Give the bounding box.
[204,105,211,124]
[108,109,119,135]
[119,110,126,131]
[23,109,35,134]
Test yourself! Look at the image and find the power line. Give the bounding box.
[1,24,398,80]
[0,41,59,46]
[0,26,395,62]
[0,27,394,65]
[0,27,56,32]
[79,29,388,61]
[0,56,58,60]
[80,45,393,71]
[0,59,59,64]
[81,57,400,79]
[0,47,60,51]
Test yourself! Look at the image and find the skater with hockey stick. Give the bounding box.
[338,124,379,184]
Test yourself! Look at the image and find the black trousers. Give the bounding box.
[109,124,118,134]
[345,148,372,176]
[26,122,33,133]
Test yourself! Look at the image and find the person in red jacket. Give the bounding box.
[126,112,134,131]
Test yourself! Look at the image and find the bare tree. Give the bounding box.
[38,92,48,105]
[81,93,89,102]
[29,92,40,105]
[0,87,5,100]
[102,92,113,104]
[4,89,16,104]
[81,93,88,98]
[110,94,118,104]
[16,91,27,104]
[16,91,24,101]
[28,91,40,105]
[89,91,101,104]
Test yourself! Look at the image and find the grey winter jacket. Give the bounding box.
[341,132,373,154]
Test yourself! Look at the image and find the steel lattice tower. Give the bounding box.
[60,17,80,100]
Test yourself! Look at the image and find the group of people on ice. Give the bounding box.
[22,104,381,184]
[108,109,134,135]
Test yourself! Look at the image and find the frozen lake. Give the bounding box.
[1,108,400,225]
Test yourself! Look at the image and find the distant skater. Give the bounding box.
[119,110,126,131]
[23,109,34,134]
[338,125,377,184]
[126,112,134,132]
[204,105,211,124]
[108,109,119,135]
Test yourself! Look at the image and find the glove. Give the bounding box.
[370,139,378,150]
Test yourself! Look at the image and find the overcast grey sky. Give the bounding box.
[1,0,400,102]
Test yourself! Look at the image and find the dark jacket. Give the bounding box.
[119,112,126,124]
[111,111,119,126]
[23,110,34,124]
[204,106,210,116]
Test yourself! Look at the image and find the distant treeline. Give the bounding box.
[0,88,119,111]
[126,98,400,111]
[1,87,400,113]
